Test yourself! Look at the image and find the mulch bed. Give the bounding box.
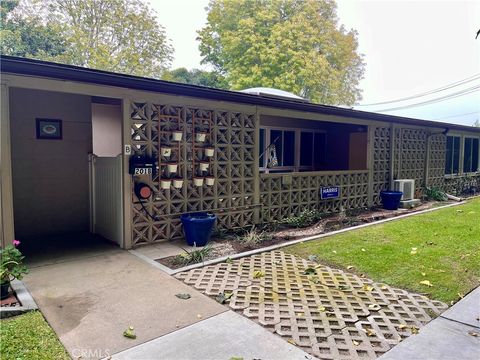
[1,291,20,308]
[158,200,455,270]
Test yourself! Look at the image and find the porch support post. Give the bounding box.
[424,133,431,188]
[121,97,132,249]
[0,83,15,247]
[366,125,375,207]
[253,106,261,224]
[389,123,396,190]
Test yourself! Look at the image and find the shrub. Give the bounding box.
[281,209,322,228]
[1,240,28,284]
[174,244,213,266]
[424,187,448,201]
[237,227,273,246]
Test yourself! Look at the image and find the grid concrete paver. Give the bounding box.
[175,250,448,359]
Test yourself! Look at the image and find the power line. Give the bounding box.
[433,111,480,121]
[356,74,480,106]
[376,85,480,112]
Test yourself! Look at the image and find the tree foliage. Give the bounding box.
[198,0,365,105]
[163,67,229,89]
[1,0,173,78]
[0,0,66,58]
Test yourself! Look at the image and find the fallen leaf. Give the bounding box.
[398,324,407,330]
[410,326,419,334]
[450,300,455,306]
[410,250,417,255]
[229,357,244,360]
[287,339,297,345]
[457,293,464,299]
[361,248,366,252]
[380,285,388,290]
[421,272,426,276]
[253,270,265,278]
[353,340,360,346]
[419,280,433,287]
[368,304,381,311]
[304,267,316,275]
[332,250,337,254]
[339,285,351,291]
[175,293,191,300]
[456,209,463,213]
[225,257,233,264]
[469,331,480,337]
[308,275,320,284]
[308,255,318,262]
[411,247,418,251]
[215,292,233,304]
[347,265,355,270]
[319,306,326,312]
[197,314,202,319]
[297,312,304,317]
[123,326,136,339]
[365,328,376,336]
[363,285,374,291]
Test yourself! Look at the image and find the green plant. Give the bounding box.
[174,244,213,266]
[1,240,28,284]
[281,209,322,228]
[237,227,273,246]
[424,187,448,201]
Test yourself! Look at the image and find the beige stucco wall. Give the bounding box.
[92,103,122,157]
[9,88,92,239]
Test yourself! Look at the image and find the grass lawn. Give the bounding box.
[285,198,480,303]
[0,311,69,360]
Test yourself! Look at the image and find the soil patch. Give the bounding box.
[158,200,456,270]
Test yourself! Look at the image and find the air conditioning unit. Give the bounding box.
[394,179,415,201]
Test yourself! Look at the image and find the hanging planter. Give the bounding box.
[196,132,207,142]
[205,176,215,186]
[193,177,204,187]
[199,161,210,172]
[173,178,184,189]
[160,179,172,189]
[171,130,183,142]
[166,162,178,173]
[204,146,215,157]
[160,146,172,157]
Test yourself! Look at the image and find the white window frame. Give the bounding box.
[259,126,326,173]
[445,134,480,177]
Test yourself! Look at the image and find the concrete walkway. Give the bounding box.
[379,287,480,360]
[112,310,317,360]
[23,247,226,359]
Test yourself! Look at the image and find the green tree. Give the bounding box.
[0,0,66,58]
[198,0,365,105]
[163,67,229,89]
[45,0,173,78]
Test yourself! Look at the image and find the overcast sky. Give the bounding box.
[152,0,480,126]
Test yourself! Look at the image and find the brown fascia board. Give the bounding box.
[1,56,479,134]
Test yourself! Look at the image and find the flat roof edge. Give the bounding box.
[1,56,479,133]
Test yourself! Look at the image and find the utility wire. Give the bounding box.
[433,111,480,121]
[376,85,480,112]
[356,74,480,106]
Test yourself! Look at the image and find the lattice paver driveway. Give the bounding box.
[175,250,447,360]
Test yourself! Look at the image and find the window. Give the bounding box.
[463,137,479,173]
[259,127,326,172]
[445,136,461,175]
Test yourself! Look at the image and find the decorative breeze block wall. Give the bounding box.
[130,101,256,246]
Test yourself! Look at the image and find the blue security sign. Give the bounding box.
[321,186,340,199]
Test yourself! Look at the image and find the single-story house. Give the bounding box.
[0,56,479,250]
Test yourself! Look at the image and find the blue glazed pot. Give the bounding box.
[181,212,217,247]
[380,191,403,210]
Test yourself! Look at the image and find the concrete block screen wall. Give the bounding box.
[128,100,480,246]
